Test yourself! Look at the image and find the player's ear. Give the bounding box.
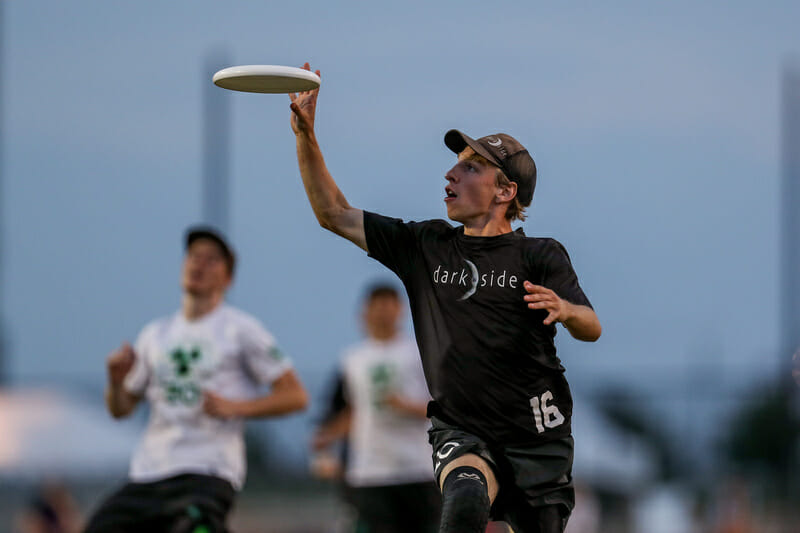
[496,181,517,203]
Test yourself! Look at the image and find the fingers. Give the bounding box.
[299,62,322,79]
[108,342,134,365]
[122,344,135,361]
[202,392,219,416]
[524,291,556,307]
[203,391,236,419]
[523,281,565,324]
[523,281,553,294]
[113,342,132,356]
[203,391,218,404]
[107,343,136,384]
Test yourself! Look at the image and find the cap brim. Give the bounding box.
[444,129,502,168]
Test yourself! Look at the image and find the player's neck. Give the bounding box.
[182,292,224,321]
[462,214,513,237]
[368,327,399,342]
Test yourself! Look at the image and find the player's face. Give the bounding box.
[444,148,501,224]
[364,295,402,338]
[181,239,231,297]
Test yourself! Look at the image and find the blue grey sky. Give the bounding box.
[3,1,798,449]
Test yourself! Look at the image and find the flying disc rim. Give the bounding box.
[212,65,321,94]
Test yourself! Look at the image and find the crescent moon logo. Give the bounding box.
[486,137,502,147]
[458,259,479,301]
[436,441,461,460]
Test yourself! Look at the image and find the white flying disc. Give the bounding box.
[213,65,320,94]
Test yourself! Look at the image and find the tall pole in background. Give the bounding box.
[782,62,800,363]
[0,1,7,386]
[202,47,232,234]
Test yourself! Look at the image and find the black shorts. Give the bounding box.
[429,416,574,533]
[83,473,236,533]
[347,481,441,533]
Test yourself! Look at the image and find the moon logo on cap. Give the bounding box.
[487,137,502,147]
[458,259,479,301]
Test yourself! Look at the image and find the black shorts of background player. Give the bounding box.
[288,63,601,533]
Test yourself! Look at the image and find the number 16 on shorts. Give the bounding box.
[530,390,565,433]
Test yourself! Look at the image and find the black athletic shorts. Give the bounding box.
[347,480,441,533]
[83,473,235,533]
[429,416,574,533]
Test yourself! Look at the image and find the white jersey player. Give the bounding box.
[84,226,308,533]
[312,284,440,533]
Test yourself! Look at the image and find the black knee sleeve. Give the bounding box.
[439,466,491,533]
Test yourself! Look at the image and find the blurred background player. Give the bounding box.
[82,226,308,533]
[311,283,441,533]
[289,63,601,533]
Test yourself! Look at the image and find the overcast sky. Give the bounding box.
[3,1,799,460]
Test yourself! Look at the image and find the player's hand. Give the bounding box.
[310,451,343,481]
[202,391,244,419]
[523,281,571,326]
[107,343,136,387]
[289,62,321,136]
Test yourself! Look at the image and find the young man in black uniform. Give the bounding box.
[288,63,602,533]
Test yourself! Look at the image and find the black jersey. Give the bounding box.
[363,211,593,446]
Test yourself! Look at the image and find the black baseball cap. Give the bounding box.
[444,130,537,206]
[184,225,236,275]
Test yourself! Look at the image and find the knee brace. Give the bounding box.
[439,466,491,533]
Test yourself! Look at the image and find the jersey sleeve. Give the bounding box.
[124,325,153,396]
[239,319,294,385]
[319,368,349,423]
[540,240,593,309]
[363,211,419,278]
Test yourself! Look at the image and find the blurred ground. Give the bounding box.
[2,478,799,533]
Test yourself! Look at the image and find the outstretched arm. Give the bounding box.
[523,281,602,342]
[289,63,366,251]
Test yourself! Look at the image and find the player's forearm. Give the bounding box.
[313,408,352,449]
[562,304,602,342]
[237,387,309,418]
[295,132,352,228]
[386,396,429,419]
[295,132,367,249]
[105,384,139,419]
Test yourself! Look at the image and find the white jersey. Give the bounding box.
[341,336,433,487]
[123,304,292,490]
